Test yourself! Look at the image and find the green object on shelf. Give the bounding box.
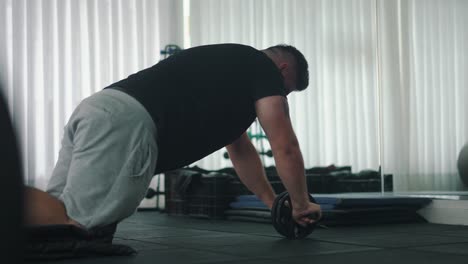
[247,131,267,140]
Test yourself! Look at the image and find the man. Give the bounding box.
[24,43,322,230]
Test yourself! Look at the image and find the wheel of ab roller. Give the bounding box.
[271,191,318,239]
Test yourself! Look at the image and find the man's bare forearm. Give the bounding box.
[272,146,310,210]
[227,143,276,209]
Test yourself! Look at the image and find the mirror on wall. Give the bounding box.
[379,0,468,196]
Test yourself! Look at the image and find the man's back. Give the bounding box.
[108,44,286,173]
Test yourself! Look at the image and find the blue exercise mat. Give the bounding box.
[229,201,335,211]
[235,195,338,205]
[231,194,431,210]
[227,194,431,226]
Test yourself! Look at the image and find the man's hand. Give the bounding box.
[256,96,314,224]
[292,202,322,227]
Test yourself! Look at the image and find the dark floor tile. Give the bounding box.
[125,212,468,239]
[199,258,286,264]
[274,248,468,264]
[33,248,249,264]
[196,221,277,234]
[123,212,219,228]
[433,228,468,238]
[176,238,379,258]
[115,225,224,239]
[113,238,170,251]
[317,232,468,248]
[312,225,400,239]
[31,256,137,264]
[313,222,462,238]
[115,223,165,238]
[124,212,277,235]
[364,223,468,236]
[137,233,280,249]
[31,211,468,264]
[410,243,468,256]
[116,221,157,230]
[394,223,468,233]
[109,248,249,264]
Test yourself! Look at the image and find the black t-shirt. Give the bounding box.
[106,44,286,173]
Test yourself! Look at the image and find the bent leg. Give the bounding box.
[24,186,79,226]
[54,90,158,229]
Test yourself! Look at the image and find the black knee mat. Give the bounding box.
[25,223,136,260]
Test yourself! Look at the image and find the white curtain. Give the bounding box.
[189,0,468,191]
[0,0,184,189]
[379,0,468,191]
[190,0,381,173]
[2,0,466,192]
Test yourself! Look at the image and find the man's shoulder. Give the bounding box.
[187,43,260,56]
[194,43,256,50]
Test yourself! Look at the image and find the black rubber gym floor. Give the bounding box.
[33,211,468,264]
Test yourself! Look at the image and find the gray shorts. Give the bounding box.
[46,89,158,229]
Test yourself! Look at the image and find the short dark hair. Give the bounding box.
[266,44,309,91]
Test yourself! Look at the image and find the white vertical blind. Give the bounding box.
[380,0,468,191]
[0,0,182,189]
[190,0,380,173]
[1,0,466,192]
[189,0,468,191]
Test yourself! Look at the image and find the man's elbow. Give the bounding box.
[271,141,301,158]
